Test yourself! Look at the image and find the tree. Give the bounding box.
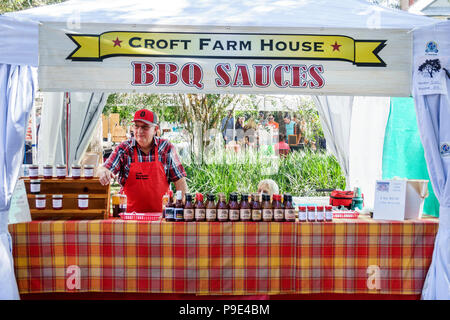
[418,59,442,78]
[0,0,67,14]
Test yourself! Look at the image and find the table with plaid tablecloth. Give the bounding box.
[8,214,438,296]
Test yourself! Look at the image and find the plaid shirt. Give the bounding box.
[104,137,186,187]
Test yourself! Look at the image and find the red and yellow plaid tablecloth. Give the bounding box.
[8,215,438,295]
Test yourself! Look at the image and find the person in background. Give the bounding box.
[257,179,279,199]
[235,116,245,142]
[283,113,295,143]
[267,114,279,130]
[258,111,267,127]
[220,110,234,144]
[274,133,290,156]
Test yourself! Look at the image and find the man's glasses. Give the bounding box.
[133,124,154,131]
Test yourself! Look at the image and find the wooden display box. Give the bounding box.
[22,177,110,220]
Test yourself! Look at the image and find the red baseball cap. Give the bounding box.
[133,109,158,126]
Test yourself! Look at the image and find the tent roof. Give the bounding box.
[5,0,435,29]
[0,0,438,66]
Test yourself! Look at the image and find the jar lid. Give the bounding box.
[29,165,39,168]
[72,164,82,168]
[56,164,66,168]
[44,164,53,167]
[78,194,89,198]
[36,194,46,198]
[84,165,95,169]
[52,194,63,198]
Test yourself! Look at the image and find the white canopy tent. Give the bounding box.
[1,0,448,300]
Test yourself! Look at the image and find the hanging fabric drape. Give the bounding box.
[413,21,450,300]
[313,96,353,189]
[37,92,108,170]
[0,64,37,300]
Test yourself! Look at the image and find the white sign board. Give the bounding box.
[39,23,412,96]
[373,179,407,221]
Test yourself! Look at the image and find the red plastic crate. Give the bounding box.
[119,212,162,221]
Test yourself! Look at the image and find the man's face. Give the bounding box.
[268,117,274,122]
[284,118,290,124]
[133,120,156,148]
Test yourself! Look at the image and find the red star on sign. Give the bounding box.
[112,37,122,47]
[331,41,341,51]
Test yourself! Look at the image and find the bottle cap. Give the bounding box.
[185,193,192,202]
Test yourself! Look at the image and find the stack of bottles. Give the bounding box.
[162,192,333,222]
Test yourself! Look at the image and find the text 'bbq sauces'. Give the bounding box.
[206,193,217,222]
[239,194,251,221]
[195,193,206,222]
[184,193,194,222]
[217,193,229,222]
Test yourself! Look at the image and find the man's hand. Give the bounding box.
[98,166,116,186]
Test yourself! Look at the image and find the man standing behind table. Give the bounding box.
[97,109,188,213]
[220,110,235,144]
[283,113,295,143]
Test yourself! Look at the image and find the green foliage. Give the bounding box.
[183,150,345,197]
[0,0,67,13]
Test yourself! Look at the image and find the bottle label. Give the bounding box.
[43,168,52,177]
[78,199,89,208]
[206,208,217,220]
[30,183,40,193]
[29,168,39,177]
[52,199,62,208]
[240,208,251,220]
[217,209,228,220]
[229,209,240,221]
[285,209,296,221]
[184,209,194,220]
[308,211,316,221]
[274,209,284,220]
[263,209,273,220]
[72,168,81,177]
[56,168,66,177]
[299,211,307,221]
[326,211,333,221]
[317,211,324,221]
[36,199,46,208]
[84,168,94,177]
[174,208,184,220]
[165,208,174,219]
[251,209,262,220]
[195,208,206,220]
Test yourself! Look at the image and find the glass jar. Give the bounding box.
[325,205,333,222]
[56,165,66,179]
[307,206,316,222]
[316,206,325,222]
[71,164,82,179]
[30,179,41,194]
[43,165,53,179]
[35,194,46,210]
[84,165,95,179]
[52,194,63,210]
[112,193,121,217]
[29,165,39,179]
[78,194,89,210]
[298,206,307,222]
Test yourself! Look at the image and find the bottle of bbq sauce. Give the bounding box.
[194,193,206,222]
[165,190,175,222]
[184,193,194,222]
[174,190,184,222]
[206,193,217,222]
[262,193,273,222]
[229,193,240,221]
[273,194,284,222]
[251,193,262,222]
[240,194,251,221]
[217,193,229,222]
[284,194,296,222]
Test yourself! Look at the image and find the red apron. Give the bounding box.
[123,141,169,213]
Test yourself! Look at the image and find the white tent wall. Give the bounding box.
[413,21,450,300]
[38,92,108,170]
[0,64,37,300]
